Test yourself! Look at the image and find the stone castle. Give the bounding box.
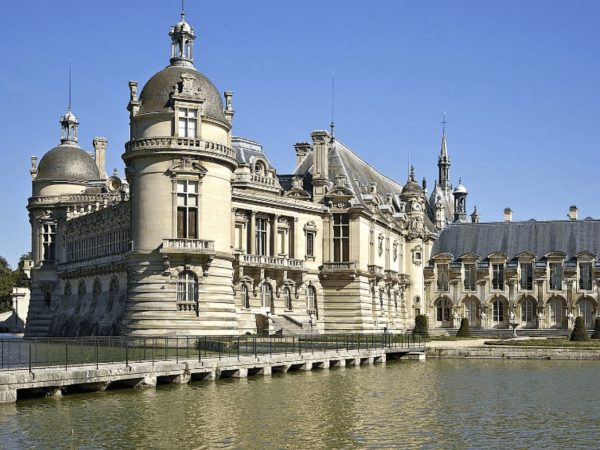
[24,12,600,337]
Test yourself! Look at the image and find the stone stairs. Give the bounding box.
[269,315,314,336]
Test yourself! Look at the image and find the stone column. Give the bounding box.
[293,217,300,259]
[272,215,280,256]
[250,211,256,255]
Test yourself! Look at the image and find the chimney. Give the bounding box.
[504,208,513,222]
[294,142,312,167]
[93,137,108,180]
[471,206,481,223]
[569,205,578,221]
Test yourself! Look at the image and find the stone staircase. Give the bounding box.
[268,314,315,336]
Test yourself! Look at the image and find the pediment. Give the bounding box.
[167,158,208,177]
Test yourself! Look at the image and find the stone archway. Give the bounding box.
[460,295,480,328]
[516,295,537,329]
[576,296,597,329]
[547,295,567,329]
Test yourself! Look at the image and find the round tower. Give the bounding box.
[121,10,238,336]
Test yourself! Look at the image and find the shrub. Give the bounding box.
[570,316,590,341]
[413,314,429,338]
[456,318,471,338]
[591,318,600,339]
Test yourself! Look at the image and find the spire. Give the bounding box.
[330,72,335,139]
[60,64,79,145]
[437,111,450,191]
[169,7,196,67]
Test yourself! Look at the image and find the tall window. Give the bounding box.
[42,223,56,262]
[579,300,593,328]
[492,300,504,322]
[177,180,198,239]
[549,299,562,326]
[255,218,267,256]
[521,300,533,323]
[464,264,476,291]
[492,264,504,290]
[90,278,101,314]
[107,277,119,313]
[307,286,318,319]
[464,299,477,324]
[437,264,449,291]
[549,263,562,290]
[520,263,533,290]
[261,283,272,311]
[579,263,593,290]
[333,214,349,262]
[241,284,250,309]
[306,232,315,258]
[178,108,197,138]
[436,299,451,322]
[177,271,198,313]
[284,287,293,310]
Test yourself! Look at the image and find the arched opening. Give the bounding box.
[307,286,318,319]
[463,297,479,328]
[578,298,594,328]
[548,297,565,328]
[518,297,536,328]
[492,298,507,327]
[284,287,293,311]
[436,298,452,328]
[241,284,250,309]
[261,283,273,314]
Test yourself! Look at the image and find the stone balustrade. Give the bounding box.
[236,254,305,270]
[125,137,237,160]
[161,239,215,254]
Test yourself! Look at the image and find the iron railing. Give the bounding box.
[0,333,425,373]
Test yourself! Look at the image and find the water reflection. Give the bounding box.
[1,359,600,449]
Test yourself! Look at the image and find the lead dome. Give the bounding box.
[36,145,101,181]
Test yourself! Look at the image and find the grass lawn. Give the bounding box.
[484,337,600,349]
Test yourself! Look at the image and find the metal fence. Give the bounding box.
[0,333,425,372]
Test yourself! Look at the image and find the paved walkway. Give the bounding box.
[428,337,533,349]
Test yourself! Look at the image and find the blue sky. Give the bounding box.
[0,0,598,268]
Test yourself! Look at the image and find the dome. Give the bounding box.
[453,179,467,194]
[36,144,101,182]
[174,18,191,33]
[138,66,226,123]
[400,166,423,199]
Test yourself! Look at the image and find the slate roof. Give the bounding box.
[431,220,600,265]
[232,136,273,167]
[292,137,436,231]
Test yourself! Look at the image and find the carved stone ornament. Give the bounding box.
[173,73,205,100]
[407,216,425,240]
[284,176,311,200]
[378,233,384,257]
[36,210,55,221]
[393,240,399,262]
[167,158,208,178]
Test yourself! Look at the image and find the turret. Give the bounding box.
[452,179,468,223]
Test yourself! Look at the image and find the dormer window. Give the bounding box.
[579,263,593,290]
[520,263,533,290]
[464,264,476,291]
[178,108,197,137]
[549,263,562,290]
[437,264,449,291]
[492,264,504,290]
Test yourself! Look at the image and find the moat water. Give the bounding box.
[1,358,599,449]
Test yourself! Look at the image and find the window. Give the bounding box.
[549,263,562,290]
[464,299,477,324]
[255,218,267,256]
[464,264,476,291]
[492,300,504,322]
[177,271,198,313]
[436,299,451,322]
[90,278,101,314]
[177,180,198,239]
[235,225,243,251]
[178,108,197,138]
[278,230,286,255]
[75,279,86,314]
[579,300,593,328]
[107,277,119,313]
[579,263,593,290]
[306,232,315,258]
[261,283,272,309]
[42,223,56,261]
[521,300,533,323]
[492,264,504,290]
[307,286,318,318]
[437,264,449,291]
[284,287,292,310]
[549,299,562,325]
[520,263,533,290]
[241,284,250,309]
[333,214,349,262]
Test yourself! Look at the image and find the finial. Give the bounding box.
[441,111,446,136]
[330,72,335,138]
[410,165,415,182]
[459,177,462,184]
[69,61,72,110]
[182,0,185,16]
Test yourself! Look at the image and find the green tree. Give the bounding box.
[591,318,600,339]
[0,254,31,313]
[570,316,590,341]
[456,318,471,337]
[413,314,429,338]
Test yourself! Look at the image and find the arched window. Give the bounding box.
[63,282,72,309]
[436,299,451,322]
[492,300,504,322]
[464,299,477,324]
[521,300,533,323]
[90,278,101,313]
[307,286,318,319]
[75,280,86,314]
[579,300,593,328]
[284,287,292,311]
[261,283,272,310]
[177,271,198,314]
[549,299,563,326]
[241,284,250,309]
[107,277,119,312]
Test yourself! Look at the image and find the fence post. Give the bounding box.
[125,339,129,368]
[28,341,32,374]
[96,338,99,369]
[65,340,68,371]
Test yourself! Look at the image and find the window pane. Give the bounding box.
[177,208,186,238]
[188,209,197,239]
[179,118,187,137]
[177,181,186,193]
[188,182,198,193]
[188,119,196,138]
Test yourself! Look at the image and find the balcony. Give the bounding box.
[368,265,384,278]
[233,172,282,194]
[385,270,399,282]
[236,254,305,271]
[321,262,357,278]
[161,239,215,255]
